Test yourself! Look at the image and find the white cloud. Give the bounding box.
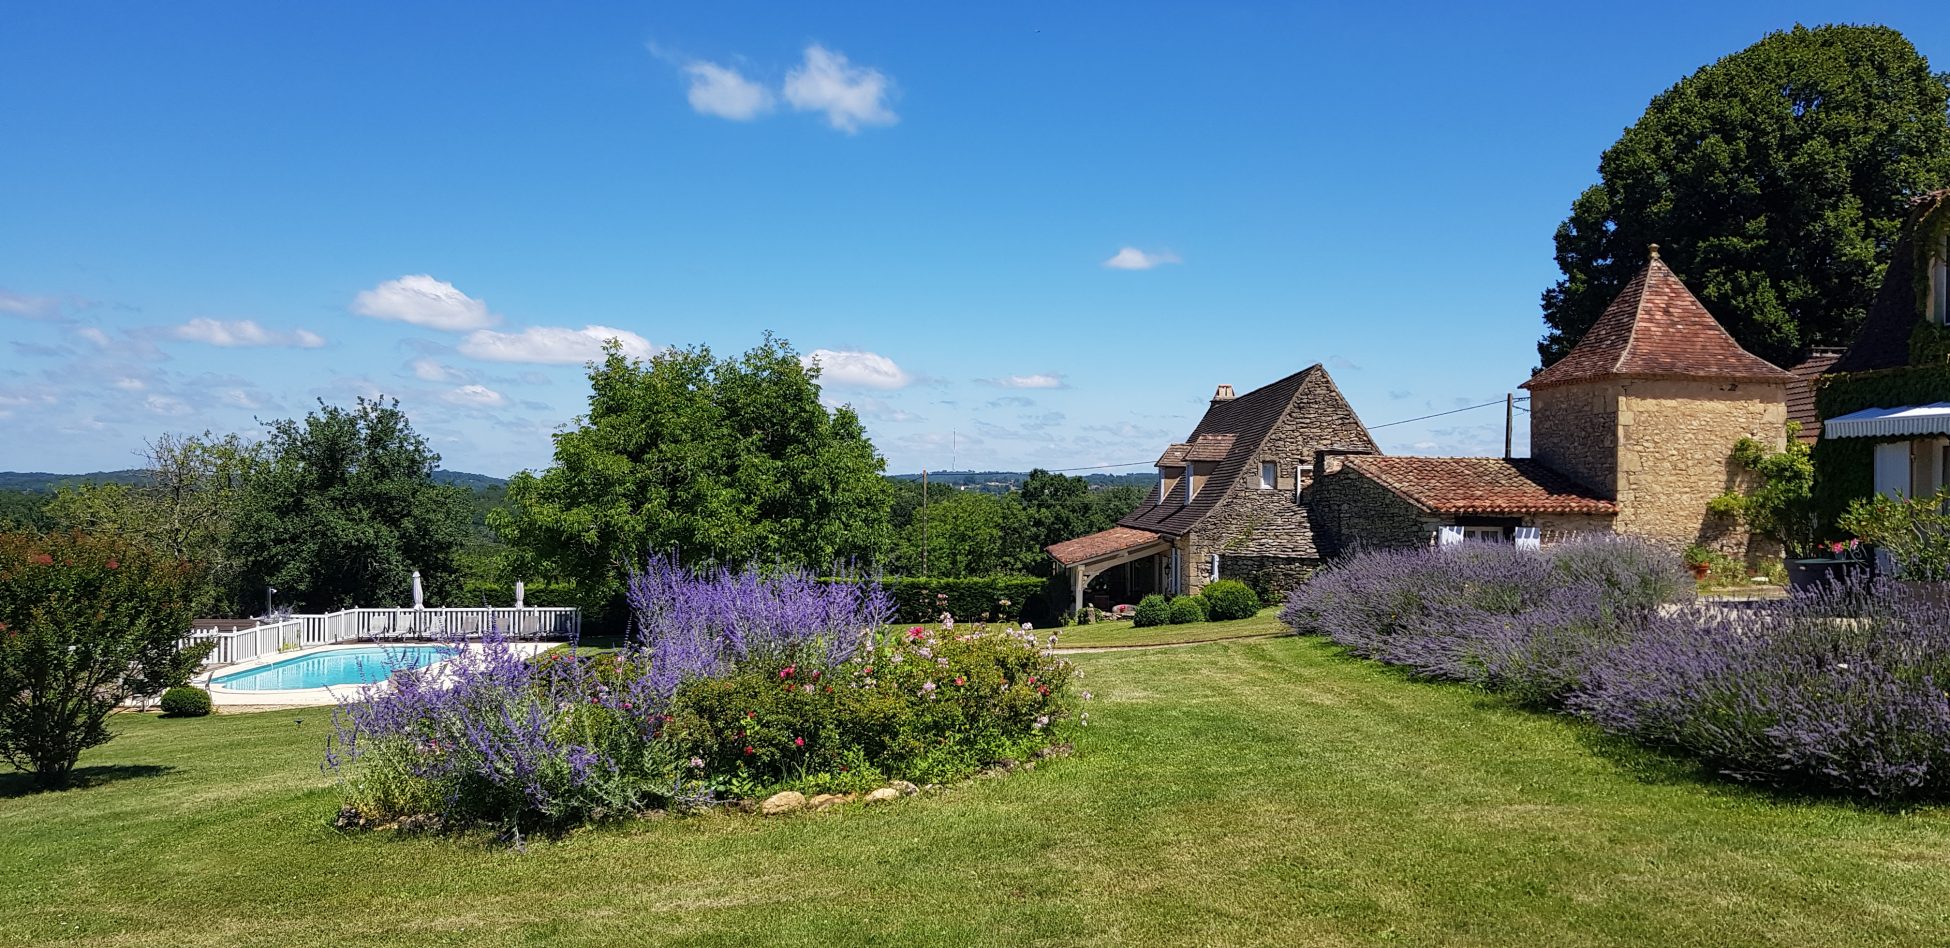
[172,318,326,349]
[442,384,505,407]
[684,61,773,120]
[221,388,265,409]
[113,377,146,391]
[77,327,111,348]
[989,373,1066,389]
[0,290,61,320]
[803,349,912,389]
[353,275,497,331]
[411,358,468,383]
[458,325,656,365]
[144,394,192,417]
[1102,247,1182,271]
[783,44,897,132]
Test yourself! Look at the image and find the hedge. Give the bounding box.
[820,575,1051,625]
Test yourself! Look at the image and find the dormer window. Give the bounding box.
[1158,466,1183,504]
[1931,233,1948,327]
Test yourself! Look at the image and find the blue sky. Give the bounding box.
[3,3,1947,477]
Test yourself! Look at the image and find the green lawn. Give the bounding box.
[6,637,1950,946]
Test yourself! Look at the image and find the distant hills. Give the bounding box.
[0,469,509,492]
[888,469,1152,493]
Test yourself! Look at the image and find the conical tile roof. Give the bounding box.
[1524,246,1793,390]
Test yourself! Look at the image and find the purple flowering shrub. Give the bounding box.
[1570,580,1950,799]
[627,555,892,681]
[328,633,686,831]
[1282,537,1688,703]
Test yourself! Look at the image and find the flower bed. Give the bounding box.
[328,557,1078,834]
[1284,538,1950,800]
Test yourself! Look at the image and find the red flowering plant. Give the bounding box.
[0,530,209,788]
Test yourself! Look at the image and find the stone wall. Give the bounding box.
[1306,460,1431,555]
[1307,461,1616,555]
[1216,554,1317,602]
[1530,384,1618,496]
[1180,369,1377,593]
[1612,378,1787,555]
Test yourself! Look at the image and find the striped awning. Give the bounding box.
[1825,403,1950,439]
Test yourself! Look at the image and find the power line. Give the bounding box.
[1366,398,1516,430]
[1006,396,1531,472]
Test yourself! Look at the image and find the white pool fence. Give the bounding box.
[183,607,581,667]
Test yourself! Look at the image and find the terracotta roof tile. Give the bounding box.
[1786,348,1844,443]
[1045,527,1166,567]
[1340,456,1618,515]
[1524,248,1794,390]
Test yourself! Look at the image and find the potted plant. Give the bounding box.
[1682,544,1713,581]
[1839,487,1950,596]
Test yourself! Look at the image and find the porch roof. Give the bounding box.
[1825,403,1950,439]
[1046,527,1168,568]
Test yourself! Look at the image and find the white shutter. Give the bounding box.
[1514,526,1541,550]
[1436,525,1465,546]
[1875,441,1912,499]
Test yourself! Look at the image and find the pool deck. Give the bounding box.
[193,640,556,708]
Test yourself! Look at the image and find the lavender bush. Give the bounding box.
[1286,539,1950,800]
[627,555,892,683]
[1570,579,1950,799]
[327,631,685,832]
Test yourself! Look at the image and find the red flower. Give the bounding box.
[105,559,119,570]
[794,736,805,748]
[744,746,755,755]
[954,676,966,686]
[779,665,795,679]
[31,553,52,566]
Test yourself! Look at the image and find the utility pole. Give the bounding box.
[921,468,929,578]
[1504,393,1514,459]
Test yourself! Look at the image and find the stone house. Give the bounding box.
[1815,190,1950,515]
[1044,365,1374,609]
[1312,246,1793,557]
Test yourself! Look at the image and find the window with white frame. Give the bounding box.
[1259,461,1278,489]
[1460,525,1506,543]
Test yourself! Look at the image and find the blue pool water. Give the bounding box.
[211,645,456,691]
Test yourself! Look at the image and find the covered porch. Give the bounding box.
[1045,527,1175,615]
[1825,403,1950,500]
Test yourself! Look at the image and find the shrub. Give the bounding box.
[331,558,1076,831]
[1282,538,1684,703]
[1132,594,1170,628]
[0,531,210,788]
[1198,579,1261,621]
[1167,596,1207,625]
[822,575,1046,625]
[1569,579,1950,799]
[1839,487,1950,581]
[159,686,213,718]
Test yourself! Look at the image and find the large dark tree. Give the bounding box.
[1541,25,1950,367]
[494,335,894,610]
[228,398,471,612]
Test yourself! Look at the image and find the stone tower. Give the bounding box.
[1522,246,1793,553]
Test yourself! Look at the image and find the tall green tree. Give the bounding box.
[228,399,470,613]
[46,432,262,614]
[494,335,894,610]
[890,489,1035,578]
[1541,25,1950,367]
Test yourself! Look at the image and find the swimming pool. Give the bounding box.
[210,645,456,691]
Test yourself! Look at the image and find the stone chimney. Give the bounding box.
[1211,384,1236,406]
